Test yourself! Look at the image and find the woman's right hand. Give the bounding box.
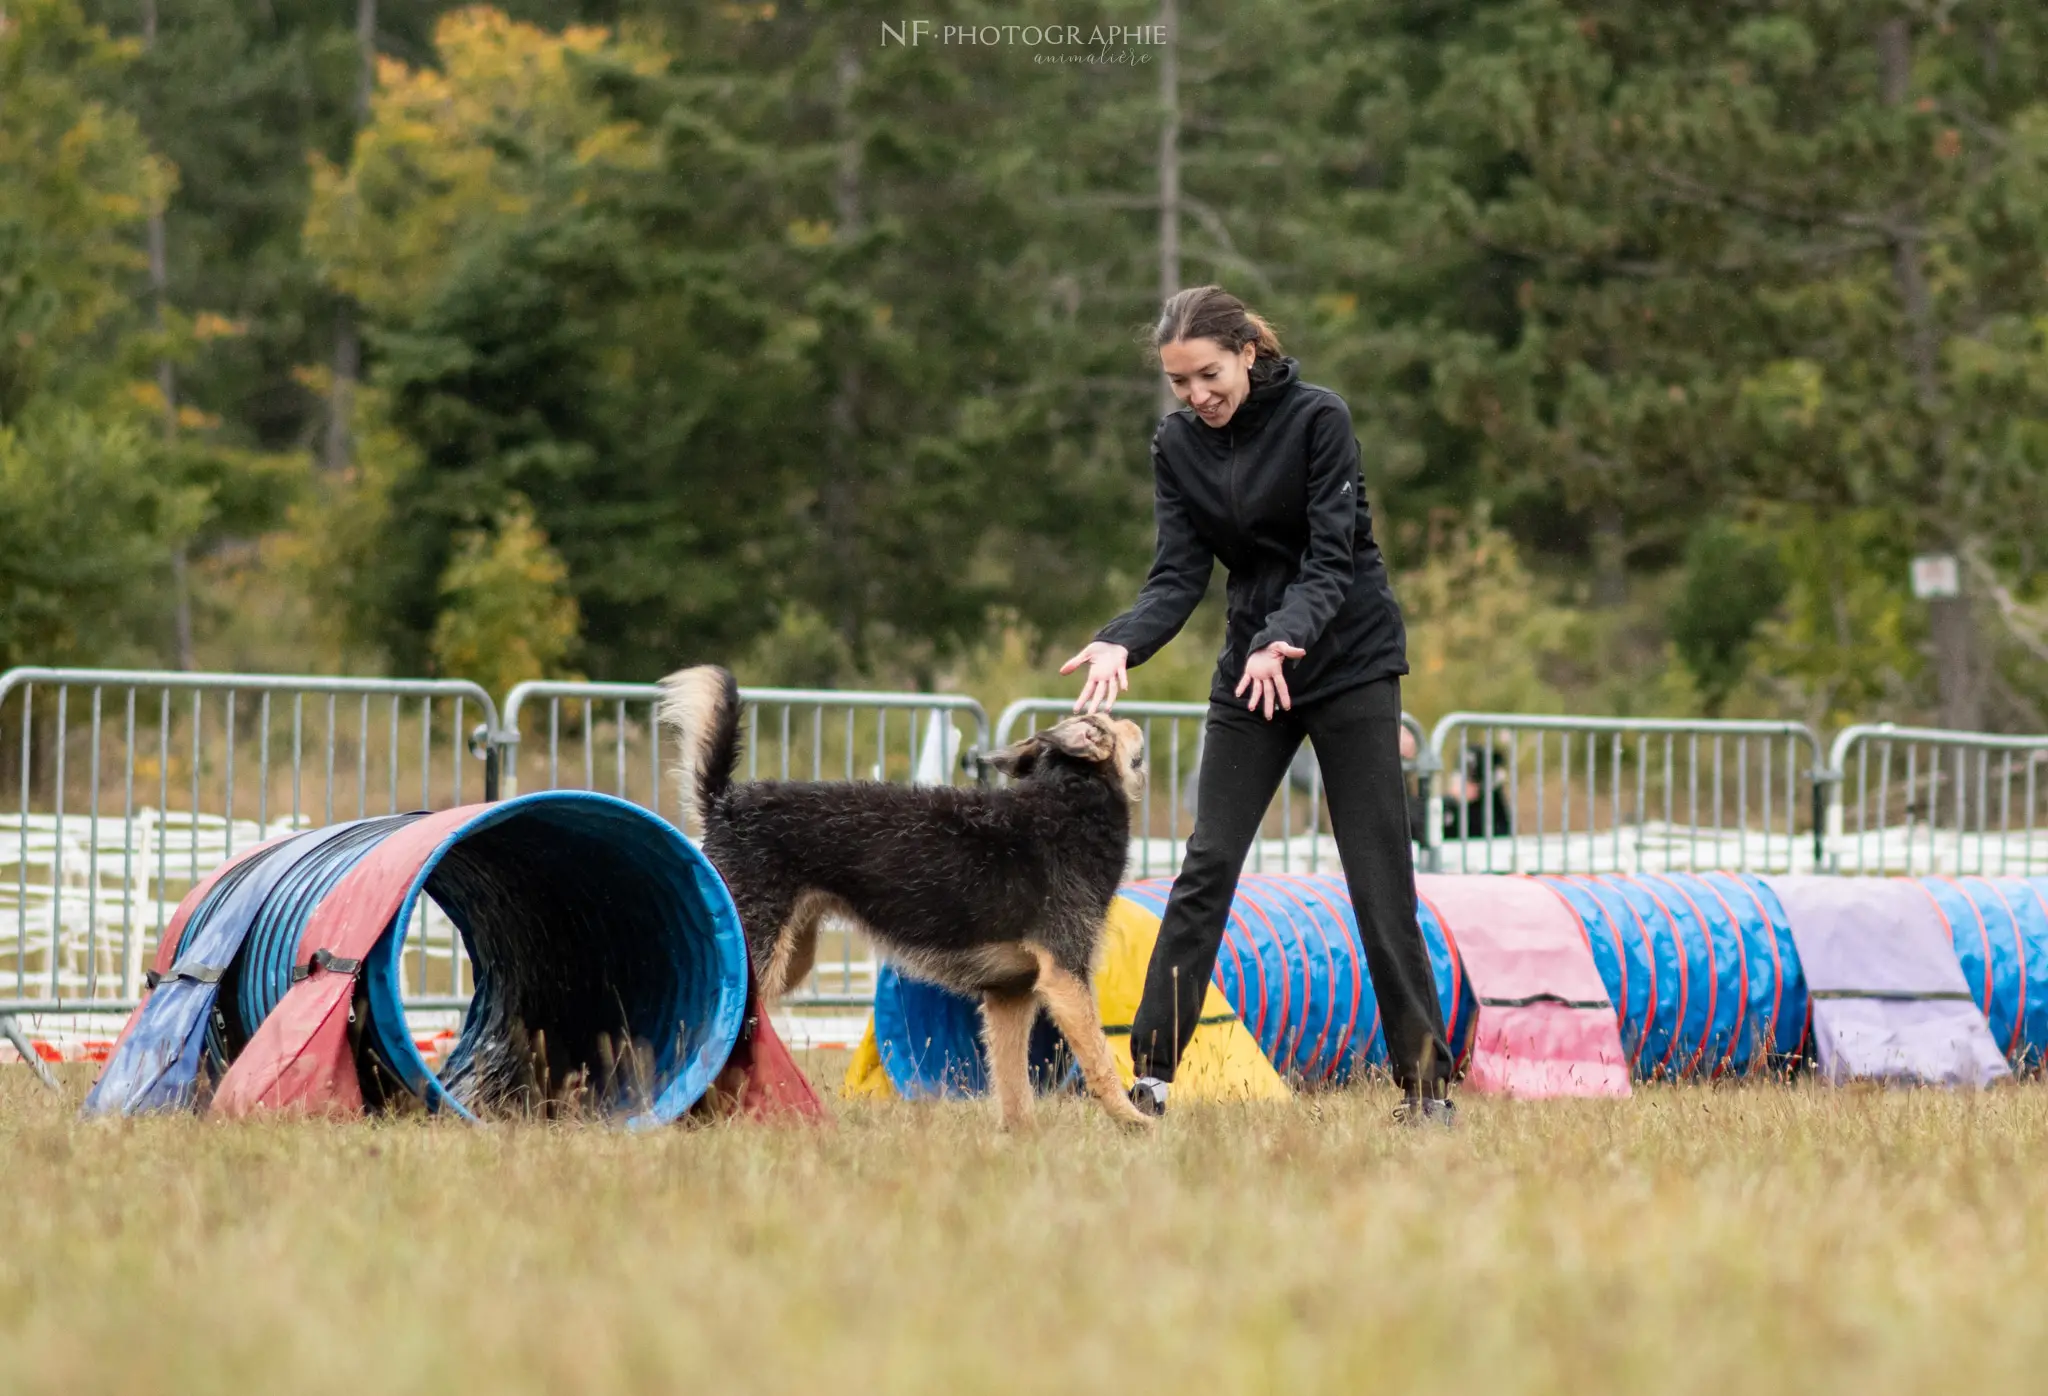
[1060,641,1130,713]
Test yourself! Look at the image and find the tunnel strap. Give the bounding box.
[1477,993,1612,1009]
[1808,988,1975,1002]
[1100,1014,1238,1037]
[146,963,229,989]
[291,947,363,983]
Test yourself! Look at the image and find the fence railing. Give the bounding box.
[0,668,499,1027]
[498,680,990,1007]
[1425,712,1829,875]
[990,698,1436,879]
[1825,724,2048,876]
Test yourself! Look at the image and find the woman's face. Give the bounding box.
[1160,337,1258,428]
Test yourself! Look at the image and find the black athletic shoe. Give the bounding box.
[1129,1076,1169,1118]
[1393,1094,1456,1128]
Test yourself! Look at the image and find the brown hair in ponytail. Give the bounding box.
[1152,285,1284,364]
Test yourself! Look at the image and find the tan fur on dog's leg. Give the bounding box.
[979,992,1038,1130]
[1029,950,1152,1127]
[760,891,832,1007]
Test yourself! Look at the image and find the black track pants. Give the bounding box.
[1129,676,1453,1095]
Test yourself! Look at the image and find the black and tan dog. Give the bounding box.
[657,665,1152,1129]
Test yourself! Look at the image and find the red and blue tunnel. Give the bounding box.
[87,792,820,1125]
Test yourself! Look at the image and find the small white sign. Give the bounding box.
[1910,553,1960,600]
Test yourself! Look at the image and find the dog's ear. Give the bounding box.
[1040,716,1114,763]
[984,734,1043,779]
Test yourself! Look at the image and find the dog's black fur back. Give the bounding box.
[658,665,1133,998]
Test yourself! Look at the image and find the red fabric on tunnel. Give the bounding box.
[698,982,827,1124]
[211,807,479,1117]
[1417,874,1631,1098]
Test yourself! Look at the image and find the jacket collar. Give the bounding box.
[1206,355,1298,436]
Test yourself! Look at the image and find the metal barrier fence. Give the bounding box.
[498,680,991,1007]
[1426,713,1829,875]
[0,669,500,1036]
[1825,724,2048,876]
[990,698,1436,879]
[11,660,2048,1072]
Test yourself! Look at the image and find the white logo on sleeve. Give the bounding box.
[1341,481,1352,494]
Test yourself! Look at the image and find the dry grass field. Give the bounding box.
[6,1053,2048,1396]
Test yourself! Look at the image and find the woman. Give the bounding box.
[1062,285,1455,1124]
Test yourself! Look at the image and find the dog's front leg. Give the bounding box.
[1029,950,1153,1128]
[978,991,1038,1130]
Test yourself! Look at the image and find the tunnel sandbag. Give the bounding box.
[1921,877,2048,1068]
[1762,876,2009,1087]
[1418,875,1629,1098]
[210,792,754,1125]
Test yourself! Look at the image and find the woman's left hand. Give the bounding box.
[1234,641,1307,720]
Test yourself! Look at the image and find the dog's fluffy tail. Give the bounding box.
[656,665,742,830]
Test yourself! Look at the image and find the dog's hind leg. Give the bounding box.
[978,991,1038,1130]
[1028,947,1153,1128]
[754,889,832,1006]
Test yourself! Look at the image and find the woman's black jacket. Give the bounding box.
[1094,356,1408,708]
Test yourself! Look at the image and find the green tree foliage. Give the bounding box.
[14,0,2048,732]
[1669,518,1786,712]
[0,0,169,420]
[0,414,197,669]
[0,0,196,669]
[429,495,582,699]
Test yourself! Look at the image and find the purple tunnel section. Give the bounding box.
[1762,877,2010,1088]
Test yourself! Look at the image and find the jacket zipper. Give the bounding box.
[1227,426,1241,670]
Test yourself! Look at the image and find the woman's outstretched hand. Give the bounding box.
[1061,641,1130,713]
[1235,641,1307,720]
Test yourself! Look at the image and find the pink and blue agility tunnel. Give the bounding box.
[865,871,2038,1094]
[88,791,754,1126]
[1538,873,1808,1078]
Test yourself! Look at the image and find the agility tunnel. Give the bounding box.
[848,871,2048,1102]
[87,791,820,1125]
[1537,873,1808,1080]
[848,873,1489,1103]
[1770,877,2010,1087]
[844,892,1289,1103]
[1545,874,2040,1084]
